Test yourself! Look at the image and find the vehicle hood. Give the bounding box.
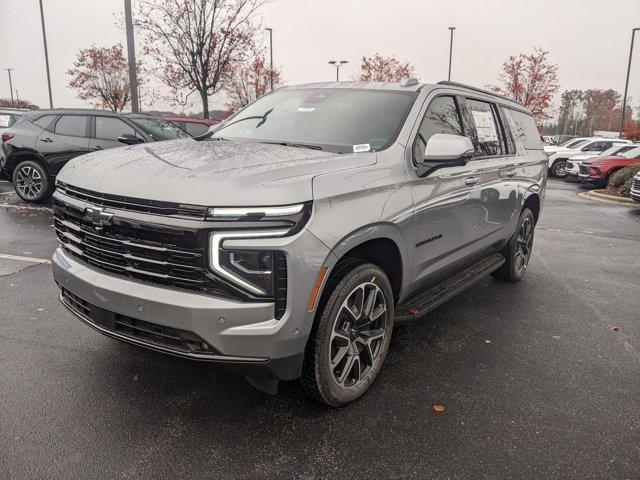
[56,139,376,206]
[588,155,624,167]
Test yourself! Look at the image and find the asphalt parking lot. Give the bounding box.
[1,179,639,480]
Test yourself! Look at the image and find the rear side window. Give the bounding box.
[465,99,503,156]
[34,114,57,130]
[184,122,209,137]
[95,116,137,141]
[506,109,543,150]
[55,115,89,137]
[413,96,464,164]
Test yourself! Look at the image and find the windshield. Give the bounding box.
[558,138,579,147]
[211,88,418,154]
[601,145,632,157]
[131,117,189,141]
[620,146,640,159]
[564,139,588,148]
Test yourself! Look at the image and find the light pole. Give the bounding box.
[448,27,456,82]
[328,60,348,82]
[265,27,273,90]
[38,0,53,108]
[15,90,19,105]
[124,0,139,113]
[5,68,14,107]
[620,27,639,135]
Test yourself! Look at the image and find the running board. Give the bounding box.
[395,253,505,322]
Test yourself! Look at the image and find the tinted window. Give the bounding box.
[505,109,543,150]
[95,116,137,141]
[466,99,502,156]
[34,114,57,130]
[184,122,209,137]
[130,118,189,141]
[413,96,463,163]
[55,115,88,137]
[498,107,516,154]
[212,88,418,154]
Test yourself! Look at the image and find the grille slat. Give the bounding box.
[54,198,239,299]
[633,178,640,191]
[57,182,208,219]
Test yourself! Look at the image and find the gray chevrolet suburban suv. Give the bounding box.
[51,80,546,406]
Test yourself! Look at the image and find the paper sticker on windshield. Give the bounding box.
[353,143,371,153]
[297,107,315,112]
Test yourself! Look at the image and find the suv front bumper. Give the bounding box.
[52,226,332,380]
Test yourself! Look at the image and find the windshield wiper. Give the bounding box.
[215,108,273,132]
[258,141,323,151]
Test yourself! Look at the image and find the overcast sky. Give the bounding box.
[1,0,639,117]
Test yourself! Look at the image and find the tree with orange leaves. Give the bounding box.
[224,56,282,114]
[489,48,559,122]
[67,44,138,111]
[356,53,415,82]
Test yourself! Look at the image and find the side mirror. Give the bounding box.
[118,133,144,145]
[418,133,474,176]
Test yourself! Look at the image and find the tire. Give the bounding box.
[301,263,395,406]
[551,159,567,178]
[12,160,52,203]
[493,208,535,282]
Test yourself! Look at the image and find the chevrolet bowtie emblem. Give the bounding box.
[84,206,114,229]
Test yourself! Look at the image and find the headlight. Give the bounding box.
[207,203,311,296]
[209,230,288,296]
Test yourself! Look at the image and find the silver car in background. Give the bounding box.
[51,80,546,405]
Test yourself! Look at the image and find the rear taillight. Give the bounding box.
[1,133,13,142]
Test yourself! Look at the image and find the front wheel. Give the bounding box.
[301,263,394,406]
[12,160,51,203]
[493,208,536,282]
[551,159,567,178]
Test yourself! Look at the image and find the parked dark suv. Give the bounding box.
[0,109,188,202]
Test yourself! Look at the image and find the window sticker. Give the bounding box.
[297,107,315,112]
[0,115,10,128]
[353,143,371,153]
[471,109,498,142]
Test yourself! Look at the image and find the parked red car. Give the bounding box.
[578,146,640,187]
[161,116,220,137]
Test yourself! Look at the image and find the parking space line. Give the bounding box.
[0,253,51,264]
[0,204,53,212]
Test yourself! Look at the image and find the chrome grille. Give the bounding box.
[633,178,640,191]
[53,197,241,299]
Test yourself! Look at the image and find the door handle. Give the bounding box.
[40,137,53,143]
[505,169,517,177]
[464,176,480,186]
[91,146,103,150]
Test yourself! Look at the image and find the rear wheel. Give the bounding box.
[12,160,51,203]
[493,208,535,282]
[301,263,394,406]
[551,159,567,178]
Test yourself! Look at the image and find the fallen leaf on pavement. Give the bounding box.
[433,404,445,413]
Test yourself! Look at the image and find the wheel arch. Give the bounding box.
[6,150,50,179]
[321,226,409,304]
[522,193,540,224]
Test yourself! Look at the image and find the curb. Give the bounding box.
[579,190,639,206]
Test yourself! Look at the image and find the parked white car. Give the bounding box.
[631,171,640,202]
[548,138,632,177]
[544,137,591,156]
[565,144,639,181]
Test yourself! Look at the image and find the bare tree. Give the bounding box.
[356,53,415,82]
[224,55,282,114]
[135,0,267,118]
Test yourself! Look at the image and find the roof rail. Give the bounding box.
[437,81,518,104]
